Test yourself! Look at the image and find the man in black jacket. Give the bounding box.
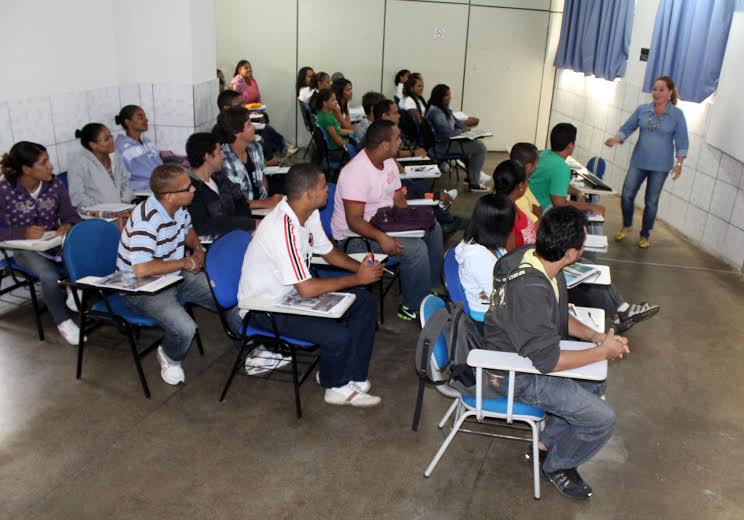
[484,206,629,500]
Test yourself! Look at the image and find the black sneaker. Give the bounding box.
[397,304,418,321]
[613,302,660,333]
[542,467,593,500]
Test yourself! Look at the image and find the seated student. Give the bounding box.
[398,75,427,123]
[331,120,444,321]
[372,97,459,234]
[212,107,283,210]
[230,60,262,104]
[394,69,410,103]
[184,132,255,237]
[217,87,296,163]
[332,78,356,131]
[529,123,604,215]
[217,69,226,92]
[238,163,383,407]
[426,83,487,192]
[114,105,162,191]
[493,160,659,332]
[352,91,385,146]
[373,99,427,158]
[68,123,134,209]
[314,89,355,153]
[510,142,542,223]
[296,66,315,103]
[492,160,537,247]
[117,164,240,385]
[484,206,629,500]
[455,193,515,322]
[0,142,82,344]
[308,71,332,111]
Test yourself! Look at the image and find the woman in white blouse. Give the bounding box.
[398,74,427,123]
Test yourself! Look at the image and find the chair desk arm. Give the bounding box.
[467,347,607,381]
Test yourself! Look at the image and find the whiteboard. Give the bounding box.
[707,12,744,164]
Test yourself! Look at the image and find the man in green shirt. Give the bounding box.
[529,123,605,215]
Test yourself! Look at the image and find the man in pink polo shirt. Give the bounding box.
[331,120,444,321]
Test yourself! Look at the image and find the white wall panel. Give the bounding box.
[383,0,469,104]
[216,0,298,146]
[463,6,549,150]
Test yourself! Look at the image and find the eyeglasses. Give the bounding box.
[159,181,193,194]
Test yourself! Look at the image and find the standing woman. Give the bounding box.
[68,123,133,208]
[212,106,282,210]
[0,142,83,344]
[230,60,261,105]
[114,105,162,191]
[605,76,688,248]
[426,83,487,192]
[296,66,315,102]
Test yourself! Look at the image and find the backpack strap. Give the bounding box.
[412,306,452,431]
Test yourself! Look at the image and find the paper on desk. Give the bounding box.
[584,234,608,249]
[264,166,290,175]
[453,111,469,120]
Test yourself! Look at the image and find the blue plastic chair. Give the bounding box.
[442,247,472,318]
[64,219,204,398]
[0,223,52,341]
[418,294,547,498]
[587,156,607,178]
[312,125,349,178]
[205,230,319,418]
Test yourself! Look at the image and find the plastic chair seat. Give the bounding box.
[245,326,315,347]
[91,294,158,327]
[461,395,545,420]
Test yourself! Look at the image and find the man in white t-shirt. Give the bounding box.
[238,163,384,407]
[331,120,444,321]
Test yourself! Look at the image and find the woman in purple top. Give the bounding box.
[0,142,83,345]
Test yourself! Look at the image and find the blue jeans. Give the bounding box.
[506,374,615,473]
[248,287,376,388]
[342,221,444,309]
[124,271,240,362]
[12,250,69,324]
[621,167,669,238]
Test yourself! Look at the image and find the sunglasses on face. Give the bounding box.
[159,180,193,195]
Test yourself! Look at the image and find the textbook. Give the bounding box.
[275,292,351,314]
[404,164,439,174]
[563,263,601,289]
[584,234,608,250]
[450,129,493,140]
[76,272,182,293]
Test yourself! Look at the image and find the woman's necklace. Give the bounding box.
[647,110,664,132]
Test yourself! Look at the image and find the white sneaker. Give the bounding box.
[245,345,291,375]
[444,188,459,202]
[57,319,84,346]
[156,346,185,385]
[315,370,371,392]
[456,159,467,170]
[324,383,381,407]
[480,171,492,182]
[65,288,82,313]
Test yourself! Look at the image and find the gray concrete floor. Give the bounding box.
[2,152,744,519]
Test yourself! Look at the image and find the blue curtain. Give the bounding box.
[554,0,635,81]
[643,0,737,103]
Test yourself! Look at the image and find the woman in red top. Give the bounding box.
[230,60,261,105]
[492,159,536,247]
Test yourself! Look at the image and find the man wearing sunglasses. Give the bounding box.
[117,164,241,386]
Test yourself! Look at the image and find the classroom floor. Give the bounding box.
[2,152,744,520]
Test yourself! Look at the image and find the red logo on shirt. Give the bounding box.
[308,233,314,246]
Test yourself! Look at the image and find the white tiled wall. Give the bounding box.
[551,68,744,272]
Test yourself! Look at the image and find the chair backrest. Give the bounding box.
[298,99,314,133]
[587,156,606,179]
[443,247,470,315]
[319,183,336,238]
[419,294,449,371]
[205,230,252,310]
[57,171,68,189]
[398,109,420,145]
[63,219,120,281]
[418,118,436,150]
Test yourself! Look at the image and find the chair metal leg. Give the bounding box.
[378,278,384,324]
[219,342,249,402]
[28,280,44,341]
[125,326,150,398]
[290,347,302,419]
[424,410,473,477]
[194,328,205,356]
[438,399,461,429]
[530,420,541,500]
[76,310,86,379]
